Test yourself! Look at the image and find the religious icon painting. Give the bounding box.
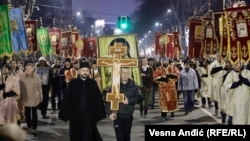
[97,33,142,90]
[35,67,50,85]
[237,22,248,38]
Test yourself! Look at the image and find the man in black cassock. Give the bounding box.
[59,61,106,141]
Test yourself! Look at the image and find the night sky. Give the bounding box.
[72,0,138,22]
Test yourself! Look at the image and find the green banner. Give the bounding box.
[37,27,52,56]
[0,5,13,57]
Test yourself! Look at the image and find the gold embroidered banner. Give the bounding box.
[188,18,203,58]
[155,33,165,57]
[202,17,218,56]
[165,33,174,58]
[97,34,142,90]
[82,37,97,58]
[225,6,250,63]
[60,31,71,58]
[25,20,38,54]
[49,28,61,55]
[173,31,181,59]
[220,12,229,61]
[212,11,223,48]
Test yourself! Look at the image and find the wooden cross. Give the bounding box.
[97,42,138,111]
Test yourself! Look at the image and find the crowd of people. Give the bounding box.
[0,54,250,141]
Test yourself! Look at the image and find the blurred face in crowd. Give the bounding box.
[184,63,190,72]
[25,65,34,75]
[92,64,98,70]
[39,60,46,66]
[54,59,60,66]
[12,61,17,69]
[2,67,10,75]
[17,62,23,70]
[142,58,148,66]
[121,67,130,83]
[65,61,71,68]
[79,67,90,79]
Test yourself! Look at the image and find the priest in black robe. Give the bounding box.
[59,62,106,141]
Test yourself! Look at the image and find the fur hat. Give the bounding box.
[39,56,46,62]
[64,58,71,63]
[79,62,90,69]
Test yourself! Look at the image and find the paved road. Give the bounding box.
[23,93,221,141]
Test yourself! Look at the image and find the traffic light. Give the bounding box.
[117,16,131,30]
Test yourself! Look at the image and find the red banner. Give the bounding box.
[155,33,165,56]
[71,30,79,58]
[202,17,218,56]
[165,33,174,58]
[188,18,202,58]
[49,28,61,55]
[212,11,223,48]
[25,20,38,54]
[225,6,250,63]
[60,31,71,58]
[81,37,97,58]
[173,31,181,59]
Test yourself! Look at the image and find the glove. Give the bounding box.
[3,91,17,99]
[0,83,5,90]
[194,89,199,93]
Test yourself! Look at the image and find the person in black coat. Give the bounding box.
[59,62,106,141]
[106,67,142,141]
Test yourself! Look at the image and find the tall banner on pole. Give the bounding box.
[165,33,174,58]
[60,31,71,58]
[225,6,250,63]
[49,27,61,55]
[37,27,52,56]
[9,7,28,54]
[0,5,12,57]
[202,17,218,56]
[173,31,182,59]
[220,12,229,61]
[25,20,38,54]
[188,18,202,58]
[82,37,97,58]
[97,34,142,90]
[212,11,223,48]
[155,33,165,57]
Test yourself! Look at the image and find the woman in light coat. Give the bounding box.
[19,63,42,135]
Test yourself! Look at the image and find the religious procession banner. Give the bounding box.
[60,31,71,58]
[25,20,38,54]
[0,5,12,57]
[71,30,81,58]
[212,11,223,47]
[9,7,28,54]
[36,27,52,56]
[188,18,203,59]
[165,33,174,58]
[97,33,142,90]
[173,31,182,59]
[220,12,229,61]
[202,17,218,56]
[155,33,165,56]
[82,37,97,58]
[225,6,250,63]
[49,27,61,55]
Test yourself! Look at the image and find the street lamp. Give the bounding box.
[155,22,162,32]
